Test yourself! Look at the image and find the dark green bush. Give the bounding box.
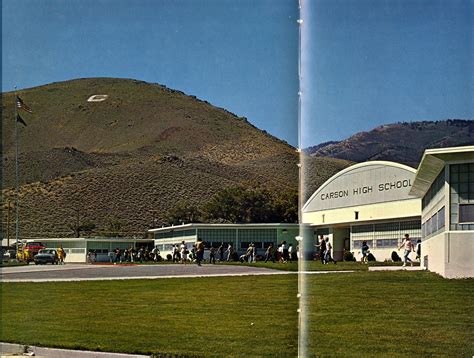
[343,251,356,261]
[391,251,401,262]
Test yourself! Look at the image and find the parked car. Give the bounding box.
[34,249,59,265]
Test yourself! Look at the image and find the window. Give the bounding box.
[237,229,277,242]
[422,168,445,210]
[450,164,474,230]
[376,239,399,248]
[438,206,445,229]
[71,248,86,254]
[156,229,196,240]
[198,229,236,243]
[352,220,421,247]
[353,240,373,249]
[459,204,474,223]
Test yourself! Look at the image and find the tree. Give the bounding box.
[201,185,298,224]
[164,202,203,225]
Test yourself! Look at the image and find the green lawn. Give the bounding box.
[92,259,413,272]
[304,271,474,357]
[1,272,472,357]
[213,259,412,271]
[1,276,298,357]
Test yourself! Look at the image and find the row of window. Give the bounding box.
[422,206,445,238]
[351,220,421,241]
[353,238,419,250]
[155,229,197,240]
[450,164,474,230]
[422,168,445,210]
[42,243,86,254]
[156,228,279,243]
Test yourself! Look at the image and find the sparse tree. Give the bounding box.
[164,202,203,225]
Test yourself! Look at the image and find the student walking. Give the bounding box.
[399,234,415,266]
[57,246,65,265]
[324,238,336,264]
[226,244,234,262]
[265,243,274,263]
[246,244,254,263]
[218,243,225,261]
[361,241,370,264]
[315,235,327,264]
[288,244,293,263]
[209,246,216,264]
[180,241,188,264]
[195,238,204,266]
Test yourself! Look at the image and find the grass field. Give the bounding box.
[121,259,413,272]
[1,272,472,357]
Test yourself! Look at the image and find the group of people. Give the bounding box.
[315,235,336,264]
[168,240,298,265]
[88,246,163,264]
[85,239,301,266]
[262,241,296,263]
[360,233,421,265]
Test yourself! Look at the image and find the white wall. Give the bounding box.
[445,232,474,279]
[422,231,474,278]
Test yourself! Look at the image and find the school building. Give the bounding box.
[302,145,474,278]
[148,223,301,258]
[409,146,474,278]
[37,237,154,263]
[302,160,421,262]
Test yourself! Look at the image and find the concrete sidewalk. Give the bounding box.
[1,343,149,358]
[369,266,423,271]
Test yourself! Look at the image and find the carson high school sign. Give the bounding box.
[303,162,418,212]
[320,179,412,201]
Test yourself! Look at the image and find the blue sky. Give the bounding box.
[301,0,473,147]
[2,0,472,148]
[2,0,299,145]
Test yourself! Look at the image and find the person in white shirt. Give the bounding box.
[226,244,234,262]
[180,241,188,265]
[398,234,415,267]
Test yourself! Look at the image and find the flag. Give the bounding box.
[16,96,33,113]
[16,114,27,127]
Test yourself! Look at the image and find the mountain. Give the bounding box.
[1,77,351,238]
[303,140,340,155]
[307,120,474,167]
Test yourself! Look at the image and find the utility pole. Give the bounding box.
[6,201,12,247]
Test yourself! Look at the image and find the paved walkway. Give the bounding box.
[369,266,423,271]
[0,264,359,283]
[0,263,293,282]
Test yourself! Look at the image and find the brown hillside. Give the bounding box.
[1,78,351,239]
[309,120,473,167]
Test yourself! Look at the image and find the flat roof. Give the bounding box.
[410,146,474,197]
[148,223,301,233]
[18,237,153,242]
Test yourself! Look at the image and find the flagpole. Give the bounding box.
[14,86,20,245]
